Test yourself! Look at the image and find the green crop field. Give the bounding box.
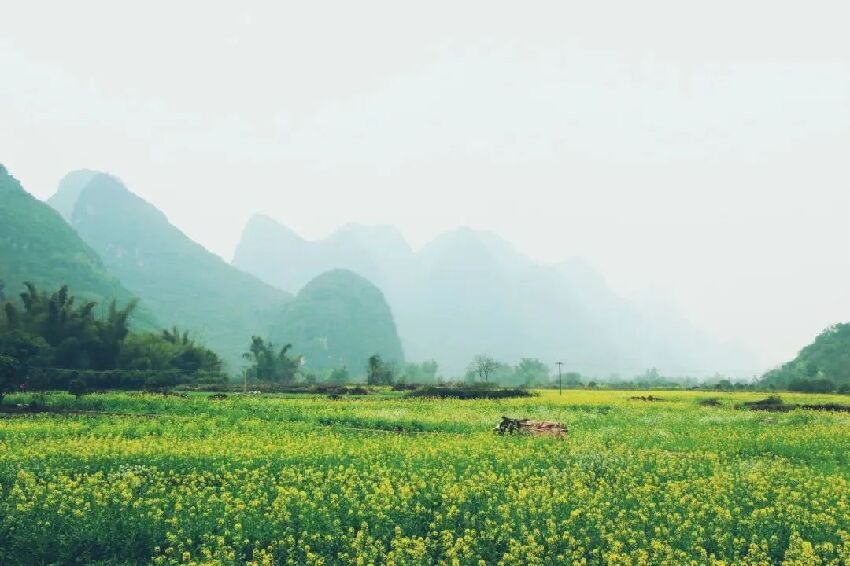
[1,390,850,565]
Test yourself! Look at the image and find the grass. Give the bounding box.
[1,389,850,564]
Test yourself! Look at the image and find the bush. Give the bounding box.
[22,367,217,392]
[741,395,795,412]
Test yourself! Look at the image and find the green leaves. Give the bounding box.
[761,323,850,391]
[0,282,222,381]
[243,336,300,383]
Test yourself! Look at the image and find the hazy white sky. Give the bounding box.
[2,1,850,370]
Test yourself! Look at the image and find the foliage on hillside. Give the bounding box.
[269,269,404,374]
[0,165,156,328]
[761,323,850,391]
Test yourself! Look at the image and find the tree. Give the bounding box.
[120,329,222,375]
[0,283,222,383]
[0,354,21,405]
[467,355,499,384]
[67,378,88,399]
[243,336,301,383]
[367,354,395,385]
[92,299,138,370]
[0,283,134,370]
[642,367,661,381]
[145,372,178,393]
[328,366,350,384]
[244,336,274,380]
[421,360,439,382]
[401,360,439,384]
[0,330,50,366]
[515,358,549,387]
[563,372,583,388]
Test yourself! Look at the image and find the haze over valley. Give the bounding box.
[5,2,850,377]
[1,164,754,378]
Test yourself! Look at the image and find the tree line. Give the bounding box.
[5,281,847,397]
[0,281,223,399]
[238,339,439,386]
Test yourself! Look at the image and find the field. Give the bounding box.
[1,390,850,565]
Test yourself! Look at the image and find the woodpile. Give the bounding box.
[494,416,567,437]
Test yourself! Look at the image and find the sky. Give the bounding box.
[2,1,850,371]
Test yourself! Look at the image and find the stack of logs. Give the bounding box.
[494,416,567,437]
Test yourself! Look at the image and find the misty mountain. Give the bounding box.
[269,269,404,374]
[233,214,411,294]
[49,172,292,370]
[234,215,756,377]
[49,169,98,223]
[0,164,155,326]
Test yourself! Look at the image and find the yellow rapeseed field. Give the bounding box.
[1,390,849,565]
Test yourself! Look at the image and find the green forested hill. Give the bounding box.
[0,164,155,326]
[54,172,291,371]
[269,269,404,374]
[761,323,850,390]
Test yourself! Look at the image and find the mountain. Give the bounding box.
[232,215,412,294]
[48,169,98,222]
[269,269,404,374]
[0,164,154,325]
[761,323,850,390]
[234,216,757,377]
[49,171,291,370]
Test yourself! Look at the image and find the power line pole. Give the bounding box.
[556,361,564,395]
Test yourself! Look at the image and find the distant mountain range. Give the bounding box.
[234,214,756,377]
[0,162,757,378]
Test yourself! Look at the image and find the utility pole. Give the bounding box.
[556,361,564,395]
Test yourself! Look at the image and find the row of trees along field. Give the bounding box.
[5,282,850,394]
[0,282,224,399]
[238,339,440,386]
